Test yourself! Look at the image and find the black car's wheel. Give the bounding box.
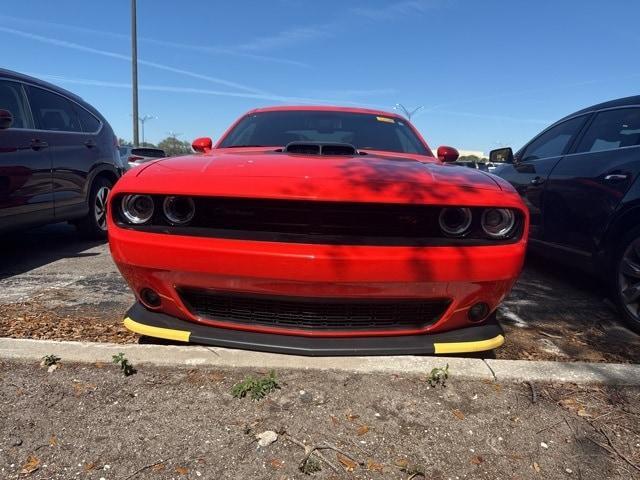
[615,227,640,333]
[75,176,113,239]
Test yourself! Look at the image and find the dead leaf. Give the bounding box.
[175,466,189,475]
[470,455,484,465]
[393,458,409,469]
[151,463,166,472]
[268,458,285,470]
[366,459,384,472]
[337,453,358,472]
[452,409,465,420]
[356,425,369,436]
[83,463,96,472]
[20,455,40,475]
[533,462,541,473]
[345,412,360,422]
[329,415,340,426]
[49,435,58,447]
[577,408,591,417]
[493,383,503,393]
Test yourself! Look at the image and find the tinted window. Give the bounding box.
[26,86,81,132]
[521,115,586,161]
[575,108,640,153]
[76,106,101,133]
[0,80,32,129]
[131,148,165,158]
[219,111,430,155]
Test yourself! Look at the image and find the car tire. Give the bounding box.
[75,176,113,240]
[613,226,640,334]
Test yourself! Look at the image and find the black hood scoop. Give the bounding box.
[284,142,359,156]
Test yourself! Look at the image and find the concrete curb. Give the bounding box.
[1,338,639,385]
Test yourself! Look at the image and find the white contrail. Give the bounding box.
[32,74,390,108]
[0,15,311,68]
[0,26,268,95]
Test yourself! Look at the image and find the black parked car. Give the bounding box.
[491,95,640,331]
[0,69,123,239]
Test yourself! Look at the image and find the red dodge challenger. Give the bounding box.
[108,106,528,355]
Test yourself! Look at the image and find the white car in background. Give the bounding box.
[119,146,166,169]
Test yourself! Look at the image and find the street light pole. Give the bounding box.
[138,115,156,145]
[131,0,139,146]
[394,103,424,120]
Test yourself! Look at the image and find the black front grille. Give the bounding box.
[115,196,524,246]
[179,288,450,331]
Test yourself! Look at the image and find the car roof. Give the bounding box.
[0,68,85,103]
[558,94,640,122]
[246,105,405,119]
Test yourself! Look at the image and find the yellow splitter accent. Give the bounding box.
[434,334,505,354]
[123,317,190,343]
[124,316,503,354]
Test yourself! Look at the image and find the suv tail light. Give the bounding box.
[128,155,144,163]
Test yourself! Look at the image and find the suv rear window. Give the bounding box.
[131,148,165,158]
[26,85,82,132]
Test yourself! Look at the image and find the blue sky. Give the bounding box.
[1,0,639,153]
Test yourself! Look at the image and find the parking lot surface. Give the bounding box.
[1,223,639,363]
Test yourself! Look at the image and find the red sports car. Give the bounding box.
[108,106,528,355]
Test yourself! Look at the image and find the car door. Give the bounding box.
[497,114,589,240]
[24,85,94,219]
[542,106,640,255]
[0,79,54,230]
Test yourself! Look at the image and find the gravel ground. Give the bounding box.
[1,359,640,480]
[2,223,640,362]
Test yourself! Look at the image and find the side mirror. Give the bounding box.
[0,109,13,130]
[192,137,213,153]
[489,147,514,164]
[437,145,459,163]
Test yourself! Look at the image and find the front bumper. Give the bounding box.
[124,302,504,356]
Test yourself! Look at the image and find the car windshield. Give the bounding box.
[218,111,431,155]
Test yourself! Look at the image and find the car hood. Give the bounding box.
[124,150,513,206]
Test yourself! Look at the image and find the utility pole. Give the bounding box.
[394,103,424,120]
[131,0,139,146]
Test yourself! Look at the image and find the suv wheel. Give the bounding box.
[615,227,640,333]
[75,177,113,239]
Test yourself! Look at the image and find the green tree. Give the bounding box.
[158,136,192,156]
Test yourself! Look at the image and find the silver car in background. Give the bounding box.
[119,146,166,169]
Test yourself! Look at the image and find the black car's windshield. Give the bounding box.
[219,111,431,155]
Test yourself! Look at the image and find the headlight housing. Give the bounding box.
[439,207,472,236]
[481,208,516,238]
[163,196,195,225]
[121,194,154,224]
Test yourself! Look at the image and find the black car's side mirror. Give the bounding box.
[489,147,514,164]
[0,109,13,130]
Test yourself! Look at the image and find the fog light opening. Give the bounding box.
[140,288,162,309]
[468,302,490,323]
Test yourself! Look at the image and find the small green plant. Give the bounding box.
[232,370,280,400]
[300,456,322,475]
[426,364,449,387]
[112,353,136,376]
[42,354,61,367]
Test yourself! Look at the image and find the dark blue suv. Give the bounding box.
[0,69,123,239]
[491,96,640,332]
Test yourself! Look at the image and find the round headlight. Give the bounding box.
[439,207,472,236]
[121,194,154,224]
[163,196,195,225]
[481,208,516,238]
